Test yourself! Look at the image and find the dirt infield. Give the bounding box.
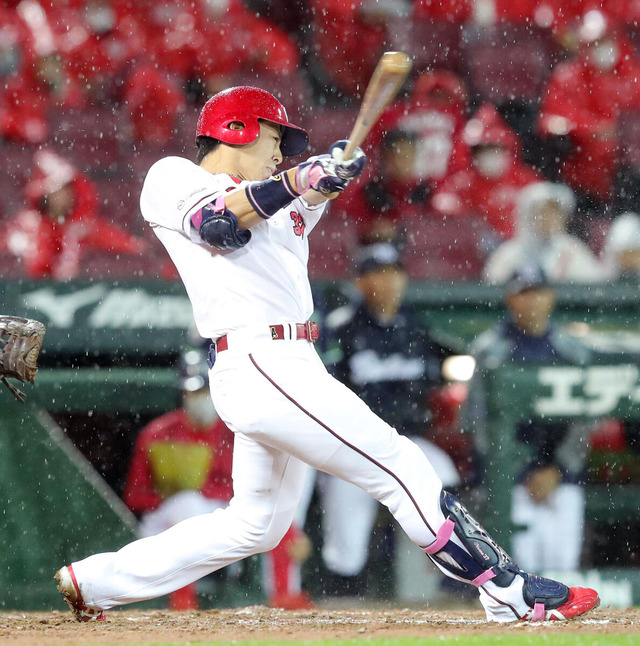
[0,607,637,645]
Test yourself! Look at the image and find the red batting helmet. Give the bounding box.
[196,86,309,157]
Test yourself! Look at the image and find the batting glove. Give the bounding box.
[328,140,367,179]
[296,155,350,195]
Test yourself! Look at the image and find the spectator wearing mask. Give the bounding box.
[537,10,640,219]
[432,103,541,245]
[602,211,640,282]
[465,263,593,573]
[2,149,146,279]
[484,182,606,284]
[372,70,470,190]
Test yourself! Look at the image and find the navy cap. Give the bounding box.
[356,243,404,275]
[505,262,550,295]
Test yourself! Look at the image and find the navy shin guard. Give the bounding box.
[425,491,570,614]
[423,491,518,587]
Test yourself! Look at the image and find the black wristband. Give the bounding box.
[245,172,301,219]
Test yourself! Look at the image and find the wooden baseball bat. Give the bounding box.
[342,51,412,161]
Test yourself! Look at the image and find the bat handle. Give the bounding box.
[342,140,357,161]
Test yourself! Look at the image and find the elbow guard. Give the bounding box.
[192,198,251,251]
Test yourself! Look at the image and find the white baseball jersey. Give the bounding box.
[140,156,328,340]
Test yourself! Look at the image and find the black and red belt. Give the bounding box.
[215,321,319,353]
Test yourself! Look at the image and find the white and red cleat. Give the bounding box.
[54,565,105,622]
[522,586,600,622]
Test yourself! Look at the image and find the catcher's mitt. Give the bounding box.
[0,316,46,402]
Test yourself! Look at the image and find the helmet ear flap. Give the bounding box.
[213,116,261,147]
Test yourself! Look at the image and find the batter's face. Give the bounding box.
[236,121,284,181]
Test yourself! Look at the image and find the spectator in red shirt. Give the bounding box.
[492,0,584,28]
[0,54,86,145]
[195,0,301,97]
[432,103,541,245]
[48,0,144,103]
[124,351,314,611]
[373,70,470,189]
[338,72,470,245]
[340,129,429,245]
[310,1,470,101]
[123,63,187,144]
[2,149,146,279]
[538,10,640,221]
[2,51,86,138]
[308,0,397,101]
[0,6,84,144]
[125,0,205,87]
[0,7,31,79]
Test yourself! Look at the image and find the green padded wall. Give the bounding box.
[0,396,138,609]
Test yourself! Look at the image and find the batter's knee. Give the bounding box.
[241,521,290,554]
[255,526,289,553]
[228,505,294,555]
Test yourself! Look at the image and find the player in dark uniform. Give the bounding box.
[319,243,460,593]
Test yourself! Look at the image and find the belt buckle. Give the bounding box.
[306,320,319,342]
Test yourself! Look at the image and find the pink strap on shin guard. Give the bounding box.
[532,602,546,621]
[470,569,496,587]
[423,518,455,555]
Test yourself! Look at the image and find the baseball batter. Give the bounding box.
[55,86,599,623]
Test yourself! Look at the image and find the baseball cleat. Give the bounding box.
[521,585,600,622]
[54,565,105,622]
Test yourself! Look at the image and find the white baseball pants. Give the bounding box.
[72,338,448,609]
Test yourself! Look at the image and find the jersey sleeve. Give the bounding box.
[140,156,239,237]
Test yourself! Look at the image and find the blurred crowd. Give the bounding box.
[5,0,639,604]
[2,0,640,282]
